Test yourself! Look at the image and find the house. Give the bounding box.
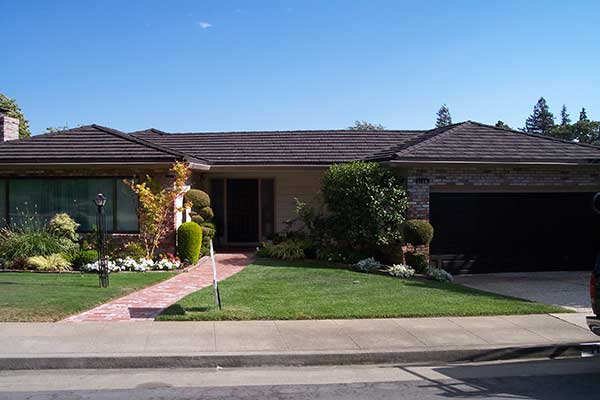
[1,110,600,273]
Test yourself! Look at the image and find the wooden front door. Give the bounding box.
[227,179,259,243]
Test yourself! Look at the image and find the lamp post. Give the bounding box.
[94,193,109,288]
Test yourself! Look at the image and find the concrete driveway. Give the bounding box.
[454,271,592,313]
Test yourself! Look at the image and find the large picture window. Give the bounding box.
[0,178,138,232]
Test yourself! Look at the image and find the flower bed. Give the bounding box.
[82,254,183,273]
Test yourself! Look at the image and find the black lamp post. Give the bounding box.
[94,193,109,288]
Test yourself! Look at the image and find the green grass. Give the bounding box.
[0,272,176,322]
[158,258,568,321]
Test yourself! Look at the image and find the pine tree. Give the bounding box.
[524,97,555,134]
[435,104,452,128]
[495,120,511,130]
[560,104,571,126]
[579,107,589,121]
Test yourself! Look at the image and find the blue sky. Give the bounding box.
[1,0,599,134]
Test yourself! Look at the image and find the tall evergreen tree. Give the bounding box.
[435,104,452,128]
[524,97,555,134]
[560,104,571,126]
[579,107,589,121]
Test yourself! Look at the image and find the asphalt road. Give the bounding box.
[1,357,600,399]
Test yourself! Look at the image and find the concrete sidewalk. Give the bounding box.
[1,313,598,369]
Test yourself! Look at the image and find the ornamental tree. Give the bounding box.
[321,161,408,250]
[126,162,191,258]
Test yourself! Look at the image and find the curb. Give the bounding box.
[1,343,595,370]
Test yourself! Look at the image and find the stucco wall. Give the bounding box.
[197,167,326,234]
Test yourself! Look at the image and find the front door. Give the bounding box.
[227,179,259,243]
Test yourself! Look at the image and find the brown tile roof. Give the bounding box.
[2,121,600,166]
[130,129,425,165]
[368,121,600,164]
[0,125,202,164]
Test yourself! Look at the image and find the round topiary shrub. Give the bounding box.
[177,222,203,264]
[404,220,434,246]
[191,214,204,225]
[405,252,429,274]
[185,189,211,209]
[198,206,214,221]
[72,249,99,269]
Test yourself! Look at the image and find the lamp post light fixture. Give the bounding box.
[94,193,109,288]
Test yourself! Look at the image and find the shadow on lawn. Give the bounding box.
[160,304,213,316]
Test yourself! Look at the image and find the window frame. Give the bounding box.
[1,176,140,234]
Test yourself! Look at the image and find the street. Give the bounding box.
[1,357,599,399]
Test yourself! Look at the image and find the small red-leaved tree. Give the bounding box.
[126,162,191,258]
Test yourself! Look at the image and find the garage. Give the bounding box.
[429,192,600,274]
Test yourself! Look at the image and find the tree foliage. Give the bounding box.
[435,104,452,127]
[321,161,408,250]
[347,120,385,131]
[126,162,191,258]
[525,97,555,134]
[0,93,31,138]
[495,120,511,130]
[560,104,571,126]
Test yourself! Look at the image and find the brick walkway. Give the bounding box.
[63,252,252,322]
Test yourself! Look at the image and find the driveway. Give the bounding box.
[454,271,591,313]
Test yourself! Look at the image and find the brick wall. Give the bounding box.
[405,164,600,219]
[0,116,19,142]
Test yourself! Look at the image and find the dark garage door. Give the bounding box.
[430,192,600,273]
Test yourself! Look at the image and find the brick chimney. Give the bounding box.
[0,106,19,141]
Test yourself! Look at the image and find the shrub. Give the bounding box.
[191,214,204,225]
[28,253,72,272]
[256,242,272,257]
[8,257,29,270]
[176,222,203,264]
[198,206,214,221]
[426,267,453,282]
[48,213,80,243]
[0,228,78,260]
[72,249,99,269]
[404,220,434,246]
[322,161,407,249]
[267,239,308,260]
[405,252,429,273]
[185,189,211,209]
[353,257,383,273]
[119,242,146,259]
[384,264,415,278]
[200,223,216,256]
[378,243,405,265]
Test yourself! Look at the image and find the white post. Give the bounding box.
[209,240,221,309]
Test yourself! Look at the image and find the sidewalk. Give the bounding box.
[1,313,598,369]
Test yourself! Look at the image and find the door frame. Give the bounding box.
[217,177,275,246]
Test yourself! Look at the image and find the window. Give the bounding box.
[3,178,138,232]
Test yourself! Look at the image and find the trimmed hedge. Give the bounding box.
[405,252,429,274]
[404,219,434,246]
[198,206,214,220]
[177,222,203,264]
[185,189,211,209]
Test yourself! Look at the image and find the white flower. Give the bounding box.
[385,264,415,279]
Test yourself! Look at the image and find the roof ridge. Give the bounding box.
[466,120,600,150]
[366,122,467,161]
[133,128,426,135]
[91,125,209,164]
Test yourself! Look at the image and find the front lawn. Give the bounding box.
[158,258,567,320]
[0,272,175,322]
